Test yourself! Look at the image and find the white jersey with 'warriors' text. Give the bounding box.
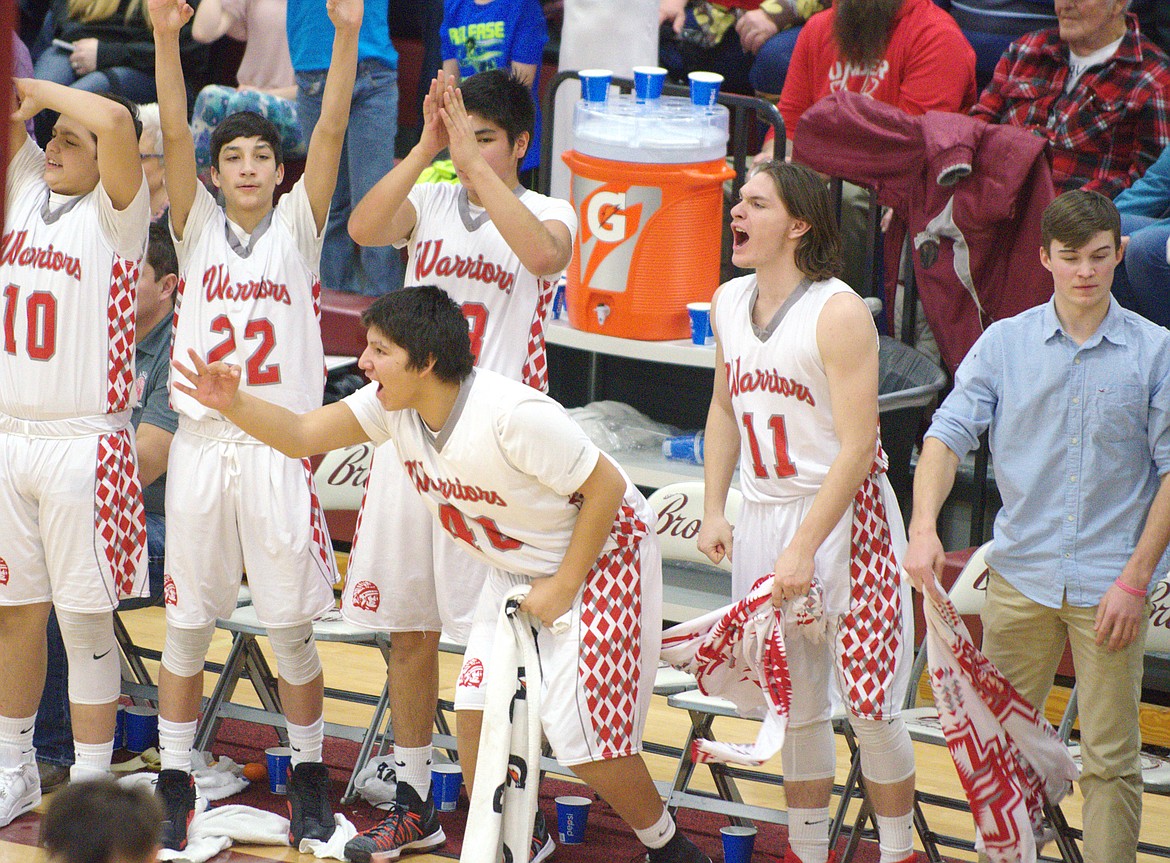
[343,369,651,576]
[715,275,859,505]
[170,179,325,421]
[399,183,576,389]
[0,137,149,420]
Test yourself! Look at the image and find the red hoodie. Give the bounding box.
[778,0,976,141]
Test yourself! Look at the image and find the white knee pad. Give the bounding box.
[160,622,217,677]
[850,715,916,785]
[266,622,322,686]
[781,718,836,782]
[56,610,119,705]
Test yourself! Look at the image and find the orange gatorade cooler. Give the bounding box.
[563,95,733,340]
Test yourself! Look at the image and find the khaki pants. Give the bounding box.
[980,570,1147,863]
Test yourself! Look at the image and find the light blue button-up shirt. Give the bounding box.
[926,297,1170,608]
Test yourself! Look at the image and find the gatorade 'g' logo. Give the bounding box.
[585,190,638,244]
[573,177,663,293]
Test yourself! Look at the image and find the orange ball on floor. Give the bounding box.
[243,762,268,782]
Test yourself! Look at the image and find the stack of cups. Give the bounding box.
[688,71,724,109]
[578,69,612,104]
[632,65,667,103]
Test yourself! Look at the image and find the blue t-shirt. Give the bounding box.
[287,0,397,72]
[441,0,547,171]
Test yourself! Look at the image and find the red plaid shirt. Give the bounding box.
[970,14,1170,198]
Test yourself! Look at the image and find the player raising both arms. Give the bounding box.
[0,80,149,827]
[148,0,361,848]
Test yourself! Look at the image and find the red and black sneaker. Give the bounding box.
[343,783,445,862]
[288,761,336,844]
[156,768,196,851]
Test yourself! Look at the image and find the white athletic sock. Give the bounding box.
[72,740,113,778]
[393,744,433,800]
[287,716,324,766]
[876,812,914,863]
[0,714,37,765]
[634,807,676,849]
[788,806,831,863]
[158,717,197,772]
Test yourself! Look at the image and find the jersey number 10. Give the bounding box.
[3,285,57,360]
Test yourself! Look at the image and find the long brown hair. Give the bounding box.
[753,161,844,282]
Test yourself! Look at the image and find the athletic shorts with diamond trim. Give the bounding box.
[0,415,147,611]
[455,531,663,767]
[731,471,913,725]
[164,419,337,628]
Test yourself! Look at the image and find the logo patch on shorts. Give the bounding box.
[351,580,380,612]
[457,658,484,689]
[163,574,177,606]
[0,557,8,585]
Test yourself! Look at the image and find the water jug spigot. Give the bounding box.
[595,304,611,325]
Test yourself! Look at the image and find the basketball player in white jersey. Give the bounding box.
[341,70,574,860]
[697,162,919,863]
[148,0,362,848]
[0,80,149,827]
[172,285,713,863]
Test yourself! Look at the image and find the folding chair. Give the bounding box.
[192,603,390,802]
[903,543,1083,863]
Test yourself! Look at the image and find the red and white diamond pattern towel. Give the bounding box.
[95,430,146,598]
[925,592,1077,863]
[661,575,794,766]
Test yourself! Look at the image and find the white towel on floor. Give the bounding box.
[190,752,250,801]
[352,755,397,809]
[461,586,548,863]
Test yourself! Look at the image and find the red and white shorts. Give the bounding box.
[732,472,912,724]
[455,535,663,766]
[164,418,338,628]
[0,413,147,612]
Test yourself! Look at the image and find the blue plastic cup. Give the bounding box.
[115,705,126,749]
[123,706,158,753]
[687,301,713,346]
[633,65,667,102]
[662,432,704,465]
[721,825,757,863]
[578,69,612,103]
[431,763,462,812]
[688,71,723,108]
[555,795,591,844]
[265,746,291,794]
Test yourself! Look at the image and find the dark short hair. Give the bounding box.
[1041,190,1121,252]
[145,221,178,280]
[752,161,844,281]
[361,285,475,384]
[460,69,535,152]
[41,779,162,863]
[210,110,283,170]
[92,92,143,141]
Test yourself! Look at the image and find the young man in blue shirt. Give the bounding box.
[906,190,1170,863]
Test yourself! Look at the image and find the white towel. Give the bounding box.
[461,586,552,863]
[117,771,357,862]
[924,592,1078,863]
[190,751,250,801]
[352,755,398,810]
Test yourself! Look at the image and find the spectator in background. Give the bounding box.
[189,0,305,186]
[137,102,169,220]
[31,0,203,144]
[1110,143,1170,328]
[289,0,403,296]
[441,0,548,175]
[658,0,828,97]
[761,0,976,293]
[970,0,1170,198]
